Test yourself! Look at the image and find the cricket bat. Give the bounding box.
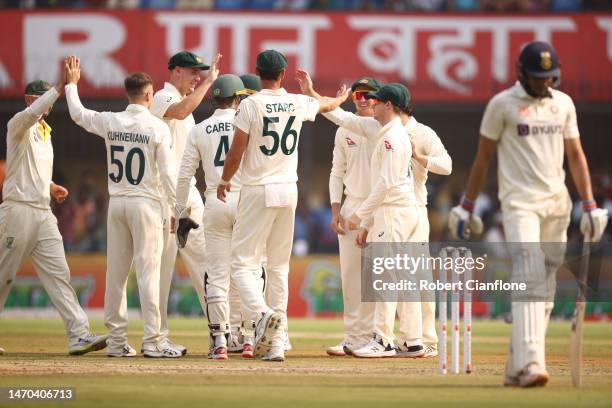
[569,236,590,387]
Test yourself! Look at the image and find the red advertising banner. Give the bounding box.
[0,11,611,102]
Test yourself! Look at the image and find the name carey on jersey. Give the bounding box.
[516,123,563,137]
[206,122,233,134]
[265,103,295,114]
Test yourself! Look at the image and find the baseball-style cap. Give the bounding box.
[240,74,262,94]
[388,83,411,109]
[256,50,288,72]
[211,74,247,98]
[168,51,210,70]
[351,77,380,92]
[25,80,51,96]
[366,84,409,110]
[518,41,560,78]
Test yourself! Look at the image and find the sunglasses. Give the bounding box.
[352,90,370,100]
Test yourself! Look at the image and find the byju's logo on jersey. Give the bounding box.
[517,123,563,137]
[345,137,357,147]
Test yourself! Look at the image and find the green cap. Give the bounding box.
[211,74,247,98]
[25,80,51,96]
[366,84,409,110]
[351,77,380,92]
[388,83,411,109]
[240,74,262,94]
[256,50,288,72]
[168,51,210,70]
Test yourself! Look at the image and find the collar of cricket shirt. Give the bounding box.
[404,116,418,132]
[377,116,402,138]
[213,108,236,117]
[37,120,52,142]
[126,104,150,113]
[259,88,288,96]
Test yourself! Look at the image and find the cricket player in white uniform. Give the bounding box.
[0,77,107,356]
[217,50,349,361]
[299,74,451,357]
[448,42,608,386]
[324,77,380,357]
[150,51,221,355]
[175,74,252,359]
[341,84,423,358]
[65,57,181,358]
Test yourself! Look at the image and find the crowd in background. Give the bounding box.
[1,0,611,11]
[3,159,608,255]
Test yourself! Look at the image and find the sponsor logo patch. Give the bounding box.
[518,106,531,118]
[384,140,393,151]
[345,137,357,147]
[517,124,530,136]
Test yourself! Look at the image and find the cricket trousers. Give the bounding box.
[502,189,571,377]
[339,196,374,344]
[159,185,207,339]
[0,201,90,347]
[230,183,297,326]
[414,205,437,346]
[369,204,422,347]
[104,196,164,352]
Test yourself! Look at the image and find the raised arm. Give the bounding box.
[64,56,107,137]
[295,68,349,114]
[160,54,221,120]
[175,127,202,216]
[7,80,64,139]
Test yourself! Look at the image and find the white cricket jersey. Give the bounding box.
[151,82,197,187]
[329,125,373,203]
[480,82,579,209]
[176,108,241,211]
[233,88,319,185]
[65,84,176,204]
[405,116,452,206]
[355,118,416,226]
[3,88,60,209]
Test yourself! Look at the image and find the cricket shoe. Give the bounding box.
[208,346,229,360]
[254,310,285,358]
[395,342,425,358]
[284,330,293,352]
[518,363,549,388]
[326,341,350,356]
[107,345,137,358]
[141,338,186,356]
[242,343,254,358]
[422,344,438,358]
[262,344,285,362]
[343,341,368,356]
[142,342,182,358]
[503,375,520,387]
[69,333,108,356]
[0,347,4,355]
[228,330,244,353]
[353,336,396,358]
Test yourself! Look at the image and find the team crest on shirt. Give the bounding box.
[5,237,15,249]
[384,140,393,151]
[518,106,532,118]
[345,137,357,147]
[550,105,559,114]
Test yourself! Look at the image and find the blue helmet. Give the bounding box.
[517,41,561,86]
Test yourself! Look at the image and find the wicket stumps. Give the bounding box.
[439,246,473,374]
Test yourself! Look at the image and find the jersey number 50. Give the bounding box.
[260,116,298,156]
[108,145,145,185]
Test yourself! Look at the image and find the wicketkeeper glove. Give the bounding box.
[448,196,483,240]
[580,200,609,242]
[174,204,199,248]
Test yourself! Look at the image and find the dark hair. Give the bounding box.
[213,95,240,109]
[256,67,283,81]
[403,101,414,116]
[124,72,153,99]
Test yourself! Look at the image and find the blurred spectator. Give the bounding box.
[214,0,246,7]
[409,0,446,10]
[584,0,612,10]
[448,0,479,10]
[175,0,212,8]
[551,0,582,11]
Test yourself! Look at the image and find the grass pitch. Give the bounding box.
[1,317,612,407]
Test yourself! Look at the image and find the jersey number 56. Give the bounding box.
[259,116,298,156]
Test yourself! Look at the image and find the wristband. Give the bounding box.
[460,195,475,213]
[582,200,597,212]
[218,178,230,186]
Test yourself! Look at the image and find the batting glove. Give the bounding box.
[448,196,483,240]
[580,200,609,243]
